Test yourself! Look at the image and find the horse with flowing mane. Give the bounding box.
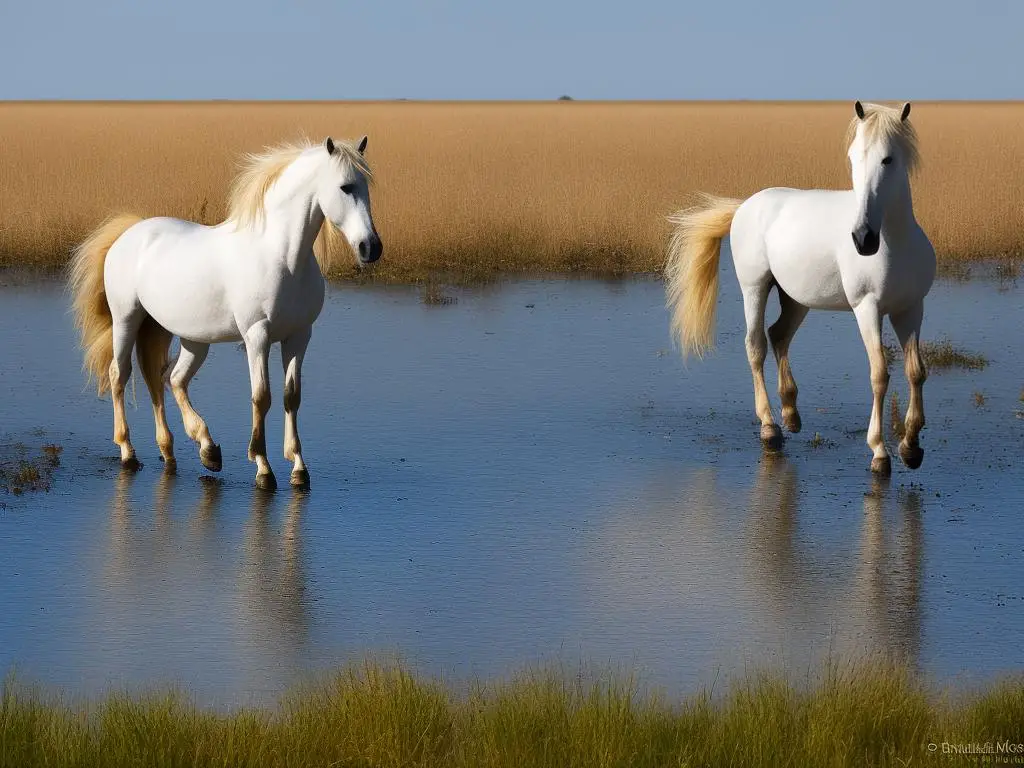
[69,135,381,490]
[665,102,935,475]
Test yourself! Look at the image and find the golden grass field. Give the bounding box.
[1,101,1023,284]
[3,661,1024,767]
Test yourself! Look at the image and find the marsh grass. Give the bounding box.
[884,339,988,372]
[809,432,836,449]
[0,442,62,495]
[890,393,907,440]
[2,661,1023,767]
[973,391,987,407]
[922,340,989,371]
[2,101,1024,284]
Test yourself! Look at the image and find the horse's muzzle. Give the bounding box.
[851,226,880,256]
[358,233,383,265]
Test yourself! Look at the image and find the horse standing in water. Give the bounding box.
[665,102,935,475]
[70,136,381,490]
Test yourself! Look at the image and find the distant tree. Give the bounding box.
[557,95,573,101]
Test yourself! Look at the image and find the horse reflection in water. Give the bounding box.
[587,456,925,678]
[745,455,923,669]
[855,473,923,667]
[105,468,310,692]
[240,487,308,639]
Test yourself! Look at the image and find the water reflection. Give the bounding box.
[589,455,926,676]
[855,476,923,668]
[744,454,924,669]
[239,489,310,643]
[102,468,311,683]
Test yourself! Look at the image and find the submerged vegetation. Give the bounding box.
[2,661,1023,768]
[1,102,1023,284]
[0,442,62,495]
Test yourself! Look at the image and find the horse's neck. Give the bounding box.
[260,159,324,274]
[883,177,917,241]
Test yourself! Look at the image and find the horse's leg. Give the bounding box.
[742,281,781,449]
[109,314,144,469]
[281,326,312,490]
[137,320,175,467]
[853,298,891,475]
[170,340,221,472]
[890,301,927,469]
[768,289,810,434]
[147,373,175,468]
[244,321,276,491]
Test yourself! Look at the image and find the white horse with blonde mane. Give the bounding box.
[666,102,935,475]
[69,136,381,490]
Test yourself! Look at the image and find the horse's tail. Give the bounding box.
[69,213,143,395]
[665,193,744,359]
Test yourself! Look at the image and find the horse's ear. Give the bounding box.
[324,136,335,155]
[855,101,865,120]
[357,135,368,154]
[900,102,911,122]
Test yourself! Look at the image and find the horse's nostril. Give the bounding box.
[358,241,369,259]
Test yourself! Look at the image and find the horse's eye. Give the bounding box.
[340,183,356,195]
[881,156,893,166]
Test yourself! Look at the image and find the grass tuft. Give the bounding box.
[809,432,836,449]
[890,393,907,440]
[0,441,62,495]
[884,339,988,372]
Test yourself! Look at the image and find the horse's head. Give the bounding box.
[847,101,917,256]
[316,136,382,266]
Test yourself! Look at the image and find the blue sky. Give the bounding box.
[1,0,1020,100]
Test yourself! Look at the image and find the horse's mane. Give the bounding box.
[225,138,373,230]
[844,103,920,174]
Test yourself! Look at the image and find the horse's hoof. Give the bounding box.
[121,456,141,471]
[200,444,222,473]
[899,441,924,470]
[760,424,784,451]
[162,457,177,475]
[782,409,802,434]
[290,469,310,490]
[870,455,892,476]
[255,472,278,492]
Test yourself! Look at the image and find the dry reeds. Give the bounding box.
[1,101,1023,284]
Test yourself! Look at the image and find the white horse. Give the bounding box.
[69,136,380,490]
[666,102,935,475]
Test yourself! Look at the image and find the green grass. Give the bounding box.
[3,661,1023,767]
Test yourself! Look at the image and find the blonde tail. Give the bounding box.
[68,214,143,394]
[664,194,743,359]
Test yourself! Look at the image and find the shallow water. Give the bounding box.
[1,269,1022,708]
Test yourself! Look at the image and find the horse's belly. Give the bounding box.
[753,190,854,311]
[770,252,850,311]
